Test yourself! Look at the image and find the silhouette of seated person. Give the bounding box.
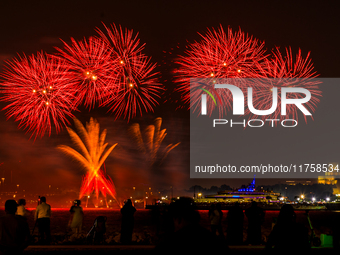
[0,200,30,255]
[265,204,309,252]
[155,198,226,255]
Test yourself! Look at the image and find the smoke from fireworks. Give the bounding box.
[96,23,163,121]
[57,118,118,207]
[0,52,78,139]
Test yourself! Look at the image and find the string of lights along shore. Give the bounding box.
[0,24,321,139]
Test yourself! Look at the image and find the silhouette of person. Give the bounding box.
[226,202,244,245]
[333,213,340,251]
[265,204,309,253]
[209,204,216,228]
[245,201,265,245]
[0,200,30,254]
[155,197,226,255]
[35,196,51,244]
[16,199,28,219]
[120,199,136,244]
[69,200,83,237]
[209,204,224,239]
[151,204,167,236]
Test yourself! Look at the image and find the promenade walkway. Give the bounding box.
[24,245,334,254]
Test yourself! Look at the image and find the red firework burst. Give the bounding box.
[246,47,321,122]
[54,36,118,108]
[79,168,117,206]
[0,52,78,138]
[96,23,162,120]
[174,25,267,116]
[96,23,145,66]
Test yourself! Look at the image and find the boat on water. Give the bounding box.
[199,178,281,203]
[146,178,329,210]
[193,178,327,210]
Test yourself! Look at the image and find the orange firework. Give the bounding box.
[57,117,119,207]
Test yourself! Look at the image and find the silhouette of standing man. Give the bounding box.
[35,196,51,244]
[226,202,244,245]
[155,197,225,255]
[265,204,309,252]
[209,204,224,239]
[120,199,136,244]
[245,201,264,245]
[69,200,84,237]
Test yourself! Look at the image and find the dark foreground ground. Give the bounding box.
[1,208,336,245]
[23,245,335,255]
[1,208,338,254]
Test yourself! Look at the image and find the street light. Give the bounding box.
[326,197,330,202]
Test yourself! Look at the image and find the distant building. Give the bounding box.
[285,180,313,186]
[318,176,337,185]
[318,163,340,185]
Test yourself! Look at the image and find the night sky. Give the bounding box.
[0,1,339,196]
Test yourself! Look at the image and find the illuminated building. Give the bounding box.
[285,180,313,186]
[318,163,340,186]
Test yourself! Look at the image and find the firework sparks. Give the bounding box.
[57,118,119,207]
[174,25,267,117]
[103,57,162,121]
[174,26,321,122]
[54,36,118,108]
[129,117,180,166]
[0,52,78,139]
[246,47,321,122]
[96,23,163,121]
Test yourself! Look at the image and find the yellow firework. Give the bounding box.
[129,117,180,165]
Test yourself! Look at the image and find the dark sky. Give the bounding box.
[0,0,339,195]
